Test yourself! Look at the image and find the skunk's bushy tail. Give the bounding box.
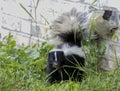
[49,8,88,47]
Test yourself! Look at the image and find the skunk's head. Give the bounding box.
[48,49,65,68]
[49,8,86,46]
[91,6,119,39]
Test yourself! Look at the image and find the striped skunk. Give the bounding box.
[46,8,86,83]
[88,6,120,71]
[95,7,120,71]
[46,6,120,83]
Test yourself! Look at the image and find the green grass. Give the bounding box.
[0,34,120,91]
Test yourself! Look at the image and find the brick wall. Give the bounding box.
[0,0,120,45]
[0,0,88,45]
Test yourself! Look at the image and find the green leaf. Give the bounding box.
[29,50,40,60]
[112,32,117,40]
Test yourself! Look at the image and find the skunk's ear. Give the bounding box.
[103,10,112,20]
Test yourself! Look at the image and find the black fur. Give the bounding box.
[47,50,85,84]
[57,31,82,47]
[103,10,112,20]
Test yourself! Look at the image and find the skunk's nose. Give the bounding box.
[53,62,60,68]
[110,27,118,33]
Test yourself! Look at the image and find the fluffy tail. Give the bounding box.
[49,8,88,47]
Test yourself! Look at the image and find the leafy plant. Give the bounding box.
[0,34,52,90]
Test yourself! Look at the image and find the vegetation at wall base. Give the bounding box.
[0,34,120,91]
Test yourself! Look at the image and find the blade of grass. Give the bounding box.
[89,20,95,41]
[91,0,97,4]
[36,0,40,8]
[19,3,34,19]
[40,14,50,25]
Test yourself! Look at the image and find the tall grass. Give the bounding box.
[0,33,120,91]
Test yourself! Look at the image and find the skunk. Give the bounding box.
[96,7,120,71]
[46,8,86,83]
[88,6,120,71]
